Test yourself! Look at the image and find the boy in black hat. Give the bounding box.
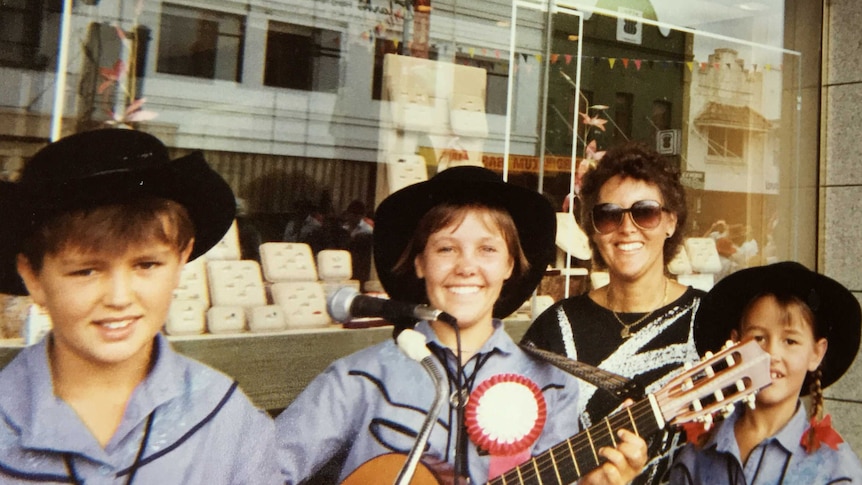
[670,261,862,483]
[0,129,279,483]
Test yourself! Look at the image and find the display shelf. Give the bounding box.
[0,319,531,412]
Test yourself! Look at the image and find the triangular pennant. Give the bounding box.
[713,62,720,70]
[609,58,616,69]
[393,39,399,49]
[495,50,501,59]
[536,54,543,63]
[765,64,772,71]
[565,54,572,64]
[551,54,559,64]
[622,58,630,68]
[634,59,642,70]
[753,64,758,72]
[482,48,487,56]
[700,62,707,71]
[726,63,732,70]
[469,47,475,58]
[686,61,693,71]
[522,52,529,62]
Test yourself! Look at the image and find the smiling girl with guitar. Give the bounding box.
[275,166,648,484]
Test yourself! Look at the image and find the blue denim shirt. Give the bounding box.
[670,402,862,484]
[0,333,280,484]
[276,320,583,484]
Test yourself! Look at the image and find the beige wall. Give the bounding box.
[821,0,862,453]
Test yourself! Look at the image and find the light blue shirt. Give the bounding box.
[0,333,280,484]
[669,401,862,484]
[276,320,583,484]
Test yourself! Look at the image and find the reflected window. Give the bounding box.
[156,4,244,81]
[705,126,745,160]
[696,102,770,164]
[651,100,671,131]
[265,22,341,92]
[372,41,439,100]
[613,92,633,142]
[0,0,61,70]
[454,54,509,116]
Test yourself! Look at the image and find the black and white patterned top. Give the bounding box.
[522,286,705,485]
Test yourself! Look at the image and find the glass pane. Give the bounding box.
[0,0,809,304]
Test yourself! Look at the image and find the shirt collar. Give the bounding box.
[18,333,184,454]
[707,400,808,456]
[415,318,517,356]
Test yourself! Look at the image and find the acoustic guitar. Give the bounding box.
[342,339,771,485]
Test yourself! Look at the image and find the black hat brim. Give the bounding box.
[373,166,556,319]
[694,261,861,391]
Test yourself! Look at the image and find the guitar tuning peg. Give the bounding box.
[683,377,694,391]
[713,389,725,402]
[745,394,757,410]
[701,414,713,430]
[724,353,736,366]
[703,350,714,360]
[735,380,746,392]
[723,339,734,349]
[721,403,735,418]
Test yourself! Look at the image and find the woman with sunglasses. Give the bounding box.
[522,141,703,485]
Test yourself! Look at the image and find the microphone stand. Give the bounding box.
[393,329,449,485]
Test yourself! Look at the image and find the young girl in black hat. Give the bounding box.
[276,166,647,484]
[0,129,279,483]
[669,261,862,483]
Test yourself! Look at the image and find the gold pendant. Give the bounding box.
[620,326,631,339]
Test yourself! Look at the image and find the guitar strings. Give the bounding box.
[492,400,658,483]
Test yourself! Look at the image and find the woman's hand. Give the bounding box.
[578,428,648,485]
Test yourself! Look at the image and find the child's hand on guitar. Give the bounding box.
[577,428,647,485]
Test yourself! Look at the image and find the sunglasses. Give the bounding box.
[591,200,671,234]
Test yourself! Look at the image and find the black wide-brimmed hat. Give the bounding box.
[0,129,235,295]
[695,261,861,392]
[373,166,556,319]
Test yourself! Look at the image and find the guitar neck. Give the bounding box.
[487,397,661,485]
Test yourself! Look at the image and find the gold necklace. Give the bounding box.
[609,278,669,339]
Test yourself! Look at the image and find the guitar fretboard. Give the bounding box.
[487,398,660,485]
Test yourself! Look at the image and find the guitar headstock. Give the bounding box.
[653,338,771,429]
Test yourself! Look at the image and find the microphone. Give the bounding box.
[327,287,458,332]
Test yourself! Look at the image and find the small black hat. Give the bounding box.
[695,261,861,391]
[373,166,556,319]
[0,129,235,295]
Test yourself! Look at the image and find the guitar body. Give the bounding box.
[342,453,441,485]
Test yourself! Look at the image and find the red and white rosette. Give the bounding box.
[465,373,547,479]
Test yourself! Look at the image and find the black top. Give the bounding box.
[522,285,705,485]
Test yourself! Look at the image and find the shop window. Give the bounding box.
[264,22,341,92]
[156,4,244,82]
[0,0,62,70]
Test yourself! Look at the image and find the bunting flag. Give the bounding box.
[361,33,784,75]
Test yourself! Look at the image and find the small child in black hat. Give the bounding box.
[0,129,279,483]
[670,261,862,483]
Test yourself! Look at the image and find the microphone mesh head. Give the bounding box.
[327,286,359,323]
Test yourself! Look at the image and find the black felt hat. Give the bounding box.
[0,129,235,295]
[373,166,556,319]
[695,261,861,391]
